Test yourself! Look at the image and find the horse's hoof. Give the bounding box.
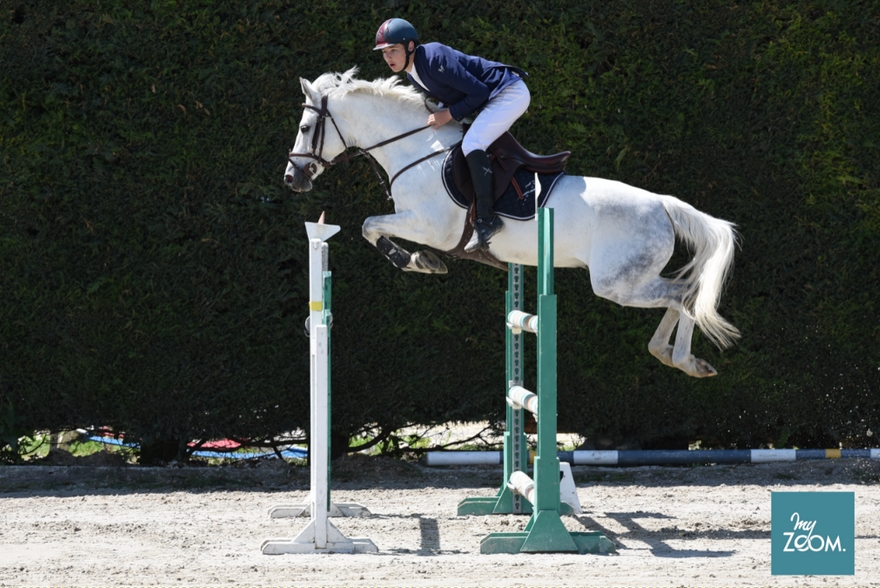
[404,251,448,274]
[689,358,718,378]
[672,355,718,377]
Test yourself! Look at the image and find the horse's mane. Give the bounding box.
[310,67,426,110]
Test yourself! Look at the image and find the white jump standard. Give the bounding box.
[261,217,377,555]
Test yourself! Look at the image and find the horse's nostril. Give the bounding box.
[284,174,294,184]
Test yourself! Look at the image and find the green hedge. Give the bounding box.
[1,0,878,460]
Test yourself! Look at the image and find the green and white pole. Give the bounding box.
[479,207,615,555]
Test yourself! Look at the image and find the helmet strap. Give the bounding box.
[404,41,415,71]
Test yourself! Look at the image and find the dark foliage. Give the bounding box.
[1,0,878,459]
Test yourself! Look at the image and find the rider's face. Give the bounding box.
[381,43,410,73]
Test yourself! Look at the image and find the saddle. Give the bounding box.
[450,132,570,203]
[442,133,570,271]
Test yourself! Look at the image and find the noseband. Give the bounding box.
[287,95,452,198]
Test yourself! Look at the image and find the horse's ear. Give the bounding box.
[300,77,319,104]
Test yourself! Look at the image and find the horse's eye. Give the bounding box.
[300,125,310,133]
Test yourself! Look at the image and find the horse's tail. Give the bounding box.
[660,196,740,349]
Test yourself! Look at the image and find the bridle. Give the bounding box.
[287,96,343,180]
[287,95,454,199]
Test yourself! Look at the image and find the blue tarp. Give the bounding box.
[88,435,307,460]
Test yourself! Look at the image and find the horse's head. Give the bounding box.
[285,69,446,195]
[284,76,349,192]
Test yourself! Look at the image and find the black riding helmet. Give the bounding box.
[373,18,419,69]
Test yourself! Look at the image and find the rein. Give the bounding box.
[288,95,453,199]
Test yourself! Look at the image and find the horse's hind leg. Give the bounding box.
[593,270,719,377]
[648,307,717,378]
[670,313,718,377]
[648,308,679,368]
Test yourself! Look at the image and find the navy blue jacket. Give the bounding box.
[406,42,526,121]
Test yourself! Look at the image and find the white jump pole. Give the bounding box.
[261,214,377,555]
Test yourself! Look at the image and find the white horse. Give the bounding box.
[284,68,740,377]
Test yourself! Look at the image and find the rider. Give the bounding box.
[373,18,530,253]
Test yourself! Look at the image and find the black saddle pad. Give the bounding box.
[442,150,564,221]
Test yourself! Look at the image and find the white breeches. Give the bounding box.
[462,79,531,155]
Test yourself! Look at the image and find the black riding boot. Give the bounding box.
[464,150,504,253]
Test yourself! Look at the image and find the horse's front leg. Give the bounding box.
[362,212,449,275]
